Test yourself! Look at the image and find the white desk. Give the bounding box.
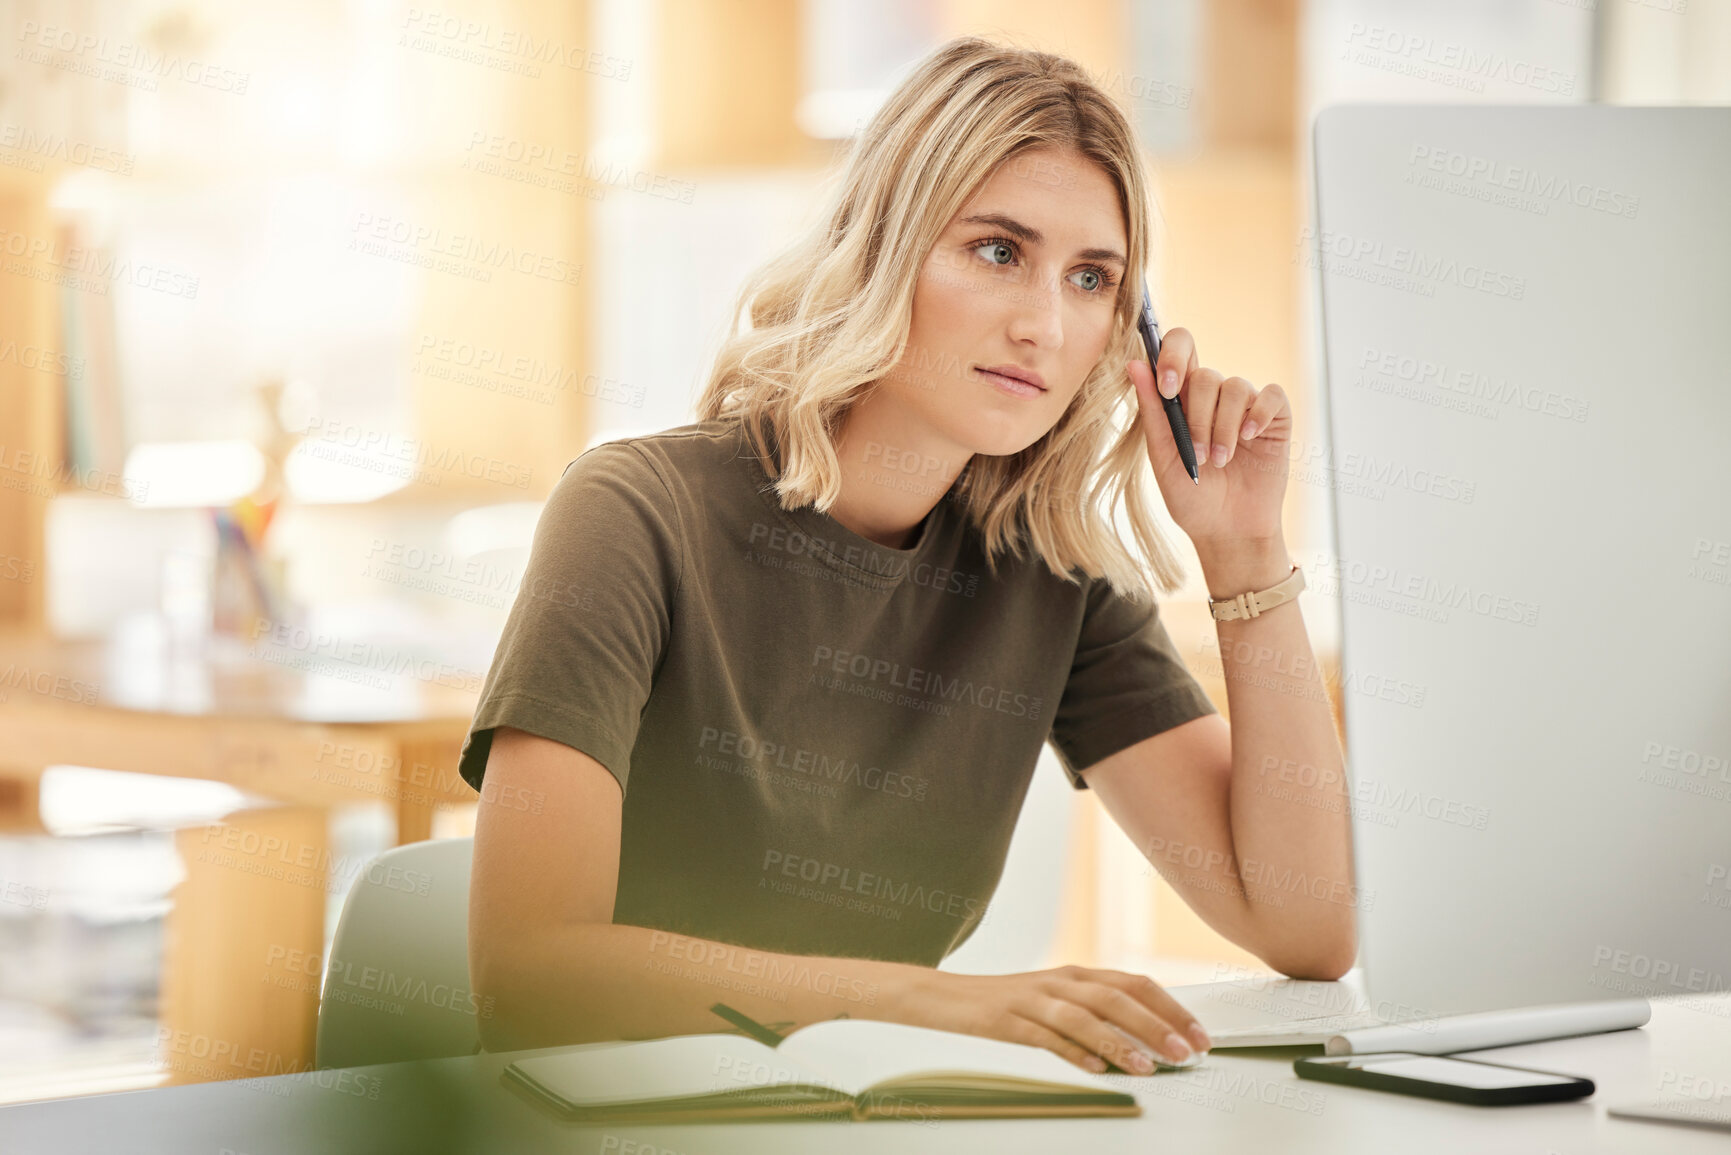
[2,995,1726,1154]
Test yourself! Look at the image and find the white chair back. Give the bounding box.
[315,836,478,1069]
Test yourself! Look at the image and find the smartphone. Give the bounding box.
[1294,1053,1595,1106]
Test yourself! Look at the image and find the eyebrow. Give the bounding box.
[958,212,1126,266]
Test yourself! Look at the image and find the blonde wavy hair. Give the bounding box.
[696,35,1184,601]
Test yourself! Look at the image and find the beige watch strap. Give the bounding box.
[1208,564,1306,622]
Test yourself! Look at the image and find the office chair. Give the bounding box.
[314,836,480,1069]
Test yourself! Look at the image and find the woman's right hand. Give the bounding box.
[902,965,1213,1074]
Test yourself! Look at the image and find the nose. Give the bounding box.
[1005,267,1064,350]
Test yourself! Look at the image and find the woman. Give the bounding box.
[459,36,1354,1076]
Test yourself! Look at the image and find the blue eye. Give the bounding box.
[970,236,1119,295]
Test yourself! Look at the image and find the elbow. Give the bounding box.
[472,964,574,1053]
[470,942,552,1053]
[1270,946,1356,983]
[1253,917,1358,982]
[470,933,615,1052]
[470,952,525,1053]
[474,1004,515,1054]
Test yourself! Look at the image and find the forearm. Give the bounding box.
[1196,536,1357,978]
[475,921,936,1051]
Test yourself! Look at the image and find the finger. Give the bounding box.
[1127,356,1157,408]
[1089,970,1213,1053]
[1128,358,1186,481]
[1182,367,1224,466]
[1053,980,1188,1066]
[1154,326,1198,399]
[1239,381,1289,442]
[1000,1014,1108,1074]
[1210,377,1258,467]
[1028,996,1157,1075]
[1128,359,1170,445]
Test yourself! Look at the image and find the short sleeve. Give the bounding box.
[1048,577,1218,788]
[457,442,682,796]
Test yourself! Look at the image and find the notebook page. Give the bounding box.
[509,1033,839,1107]
[780,1020,1106,1094]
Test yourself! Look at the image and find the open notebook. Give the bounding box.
[502,1020,1142,1122]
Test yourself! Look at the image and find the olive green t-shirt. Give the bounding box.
[457,419,1216,966]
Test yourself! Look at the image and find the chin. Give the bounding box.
[965,433,1044,459]
[894,380,1061,460]
[954,411,1057,459]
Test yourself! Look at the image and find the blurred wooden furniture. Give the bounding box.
[0,626,479,1084]
[0,628,478,842]
[0,0,592,1092]
[0,168,58,635]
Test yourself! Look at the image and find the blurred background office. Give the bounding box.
[0,0,1724,1105]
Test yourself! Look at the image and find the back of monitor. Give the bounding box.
[1312,104,1731,1018]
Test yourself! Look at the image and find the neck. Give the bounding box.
[828,393,969,550]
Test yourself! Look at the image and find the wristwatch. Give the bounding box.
[1208,564,1306,622]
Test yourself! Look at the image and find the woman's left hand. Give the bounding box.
[1128,326,1291,549]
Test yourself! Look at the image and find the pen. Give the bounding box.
[710,1002,786,1047]
[1137,284,1200,484]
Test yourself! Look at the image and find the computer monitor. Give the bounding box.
[1312,104,1731,1018]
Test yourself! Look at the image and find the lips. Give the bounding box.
[976,364,1047,391]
